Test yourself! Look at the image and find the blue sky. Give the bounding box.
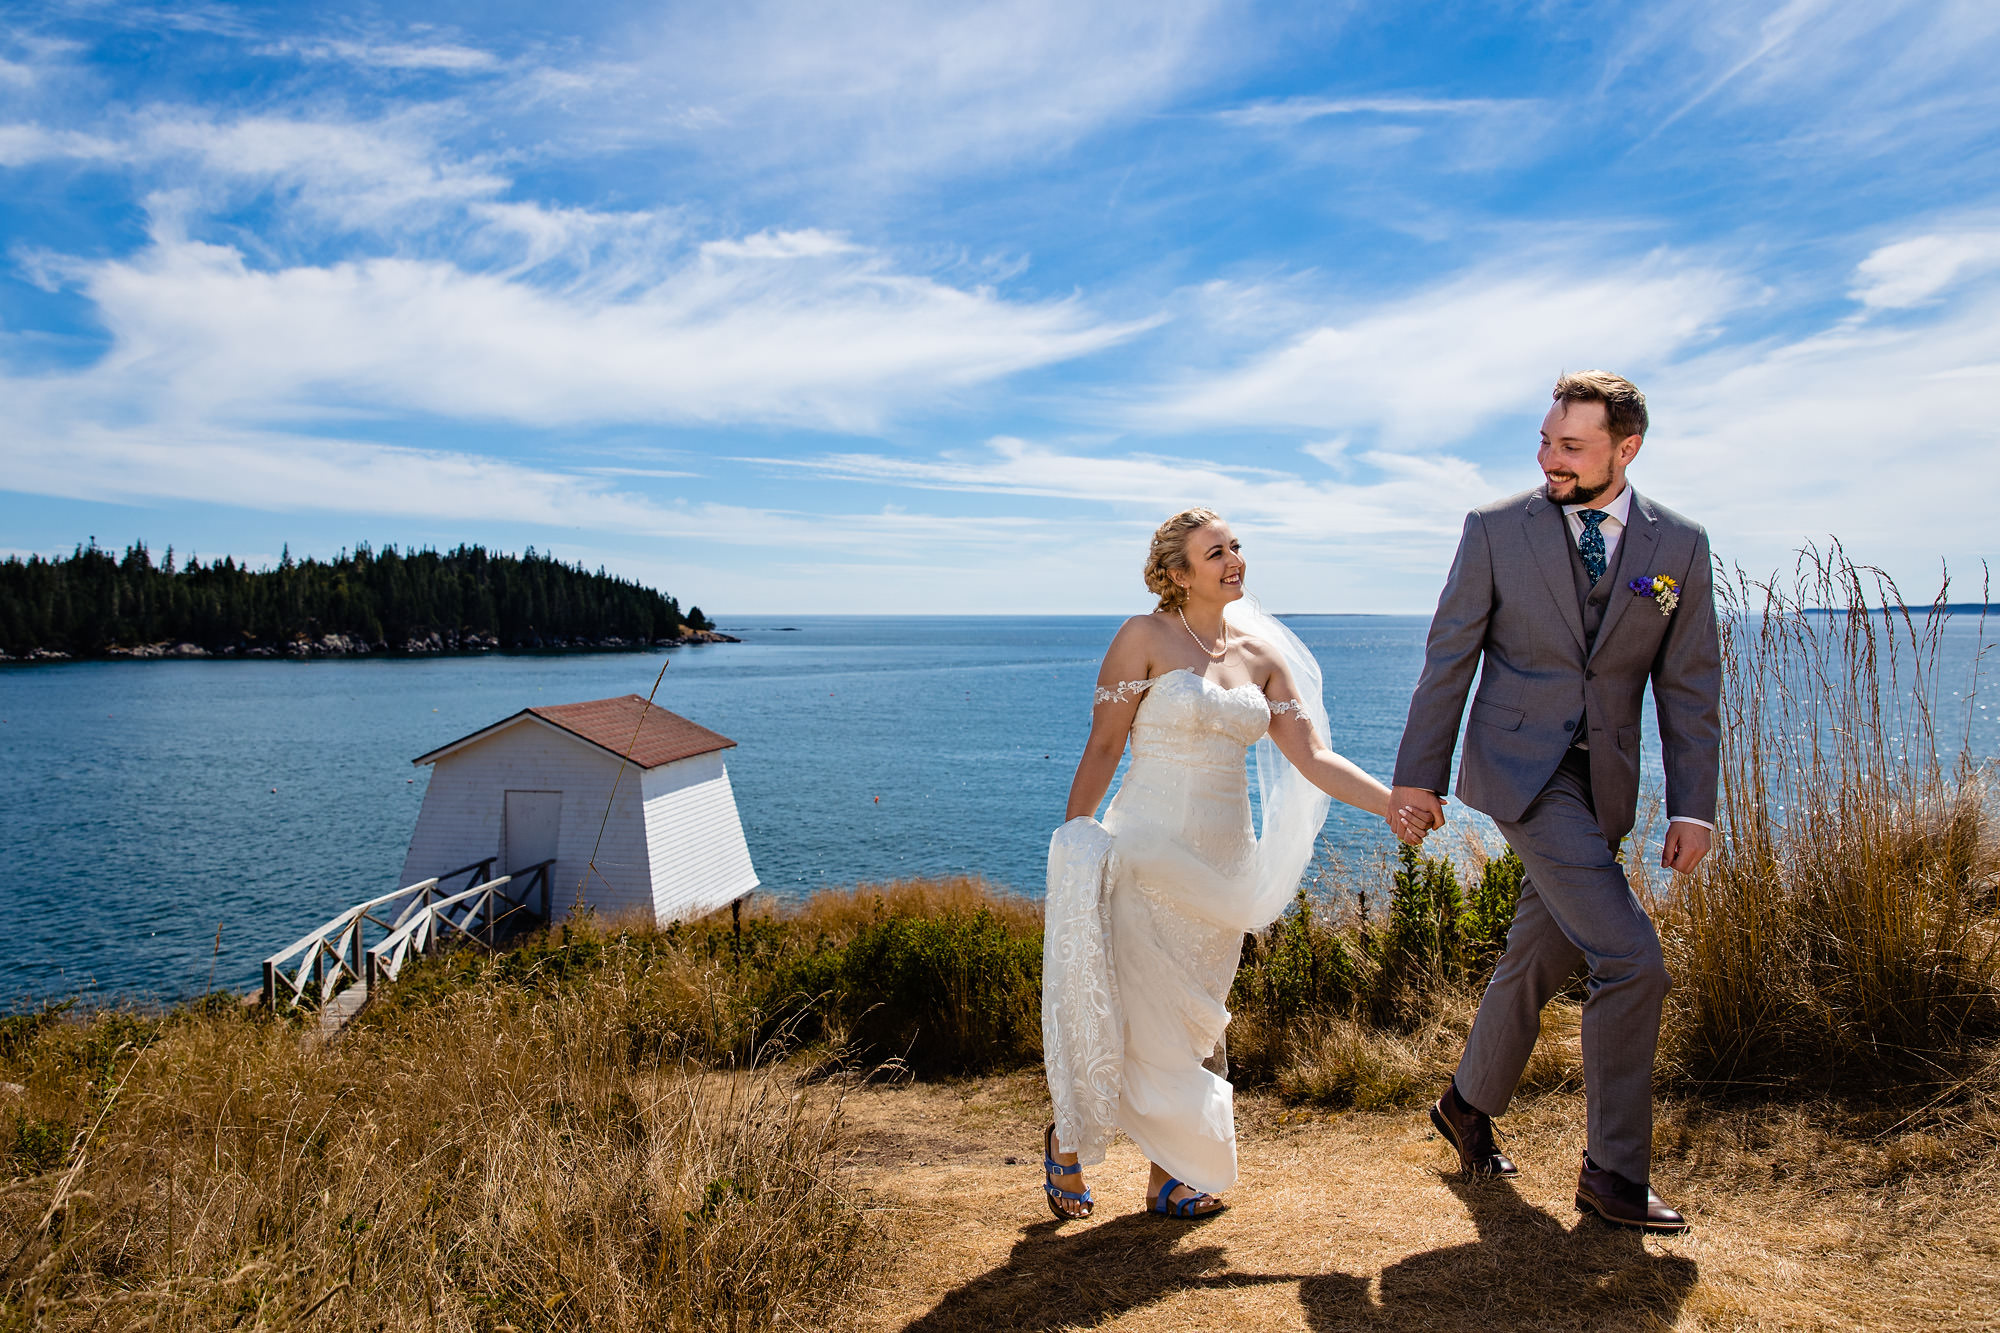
[2,1,1996,614]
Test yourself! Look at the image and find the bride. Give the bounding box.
[1041,507,1429,1220]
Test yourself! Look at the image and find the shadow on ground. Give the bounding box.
[1302,1175,1698,1332]
[899,1210,1350,1332]
[900,1175,1695,1331]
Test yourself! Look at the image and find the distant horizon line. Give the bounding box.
[716,610,1434,620]
[715,603,2000,621]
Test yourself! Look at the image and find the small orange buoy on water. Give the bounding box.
[873,796,880,803]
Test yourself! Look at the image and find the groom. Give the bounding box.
[1390,370,1720,1233]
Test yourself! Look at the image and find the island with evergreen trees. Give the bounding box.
[0,541,733,662]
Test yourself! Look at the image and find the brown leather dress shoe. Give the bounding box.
[1575,1153,1688,1234]
[1429,1085,1517,1177]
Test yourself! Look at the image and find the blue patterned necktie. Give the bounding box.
[1577,509,1609,584]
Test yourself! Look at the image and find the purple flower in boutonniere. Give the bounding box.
[1629,574,1680,616]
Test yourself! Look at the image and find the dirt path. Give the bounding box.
[833,1074,2000,1332]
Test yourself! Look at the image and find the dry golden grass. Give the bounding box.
[6,873,1998,1332]
[761,876,1044,943]
[1667,548,2000,1091]
[1,940,868,1331]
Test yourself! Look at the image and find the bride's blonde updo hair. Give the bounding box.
[1144,507,1225,612]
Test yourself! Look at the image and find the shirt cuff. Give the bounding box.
[1666,815,1714,831]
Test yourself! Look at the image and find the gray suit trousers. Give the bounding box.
[1454,750,1670,1184]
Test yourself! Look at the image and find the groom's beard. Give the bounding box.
[1544,472,1614,505]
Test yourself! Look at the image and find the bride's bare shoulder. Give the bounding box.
[1099,612,1171,677]
[1111,612,1175,646]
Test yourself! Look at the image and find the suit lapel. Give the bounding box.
[1588,487,1659,664]
[1522,491,1588,655]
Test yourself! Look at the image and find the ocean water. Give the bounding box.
[2,613,1995,1002]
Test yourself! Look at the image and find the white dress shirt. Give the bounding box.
[1561,484,1711,832]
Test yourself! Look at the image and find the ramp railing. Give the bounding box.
[363,861,553,989]
[261,857,552,1010]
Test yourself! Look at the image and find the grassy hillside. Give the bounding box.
[3,546,1994,1329]
[4,816,1994,1330]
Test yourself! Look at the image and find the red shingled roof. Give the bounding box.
[413,694,736,769]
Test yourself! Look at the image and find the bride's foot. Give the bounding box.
[1043,1123,1093,1221]
[1147,1165,1226,1218]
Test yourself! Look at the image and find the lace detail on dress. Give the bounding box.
[1268,698,1307,717]
[1094,677,1159,706]
[1043,819,1122,1167]
[1130,876,1242,1048]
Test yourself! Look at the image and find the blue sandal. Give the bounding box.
[1043,1124,1093,1221]
[1150,1176,1225,1218]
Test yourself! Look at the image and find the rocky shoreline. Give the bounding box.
[0,628,738,664]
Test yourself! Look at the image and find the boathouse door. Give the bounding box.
[503,789,562,882]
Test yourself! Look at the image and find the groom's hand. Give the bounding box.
[1660,821,1712,874]
[1388,786,1445,846]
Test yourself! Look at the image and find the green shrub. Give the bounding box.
[1383,843,1466,984]
[1234,887,1361,1025]
[6,1112,73,1176]
[769,907,1042,1075]
[1461,847,1525,966]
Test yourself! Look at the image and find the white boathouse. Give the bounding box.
[400,694,759,924]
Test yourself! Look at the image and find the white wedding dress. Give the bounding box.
[1044,599,1330,1196]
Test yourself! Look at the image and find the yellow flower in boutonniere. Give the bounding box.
[1629,574,1680,616]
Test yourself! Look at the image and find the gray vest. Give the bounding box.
[1566,514,1616,750]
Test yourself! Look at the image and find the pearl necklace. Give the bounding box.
[1178,606,1227,660]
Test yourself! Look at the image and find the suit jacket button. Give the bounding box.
[1563,720,1576,732]
[1585,670,1596,680]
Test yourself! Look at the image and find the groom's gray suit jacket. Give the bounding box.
[1393,485,1721,846]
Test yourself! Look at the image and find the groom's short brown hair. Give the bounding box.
[1552,370,1648,442]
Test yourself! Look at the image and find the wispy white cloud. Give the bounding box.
[1216,95,1533,128]
[0,122,121,164]
[701,230,861,261]
[734,227,2000,605]
[464,200,685,286]
[3,422,672,531]
[1615,0,2000,158]
[1651,242,2000,578]
[266,38,501,73]
[586,0,1244,179]
[0,418,1062,562]
[1144,255,1747,445]
[35,222,1145,432]
[134,110,510,229]
[751,434,1494,545]
[1850,227,2000,310]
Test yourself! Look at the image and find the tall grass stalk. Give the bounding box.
[1667,545,2000,1088]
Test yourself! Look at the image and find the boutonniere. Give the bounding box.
[1628,574,1680,616]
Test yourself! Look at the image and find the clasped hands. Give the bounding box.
[1387,785,1445,847]
[1385,788,1715,871]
